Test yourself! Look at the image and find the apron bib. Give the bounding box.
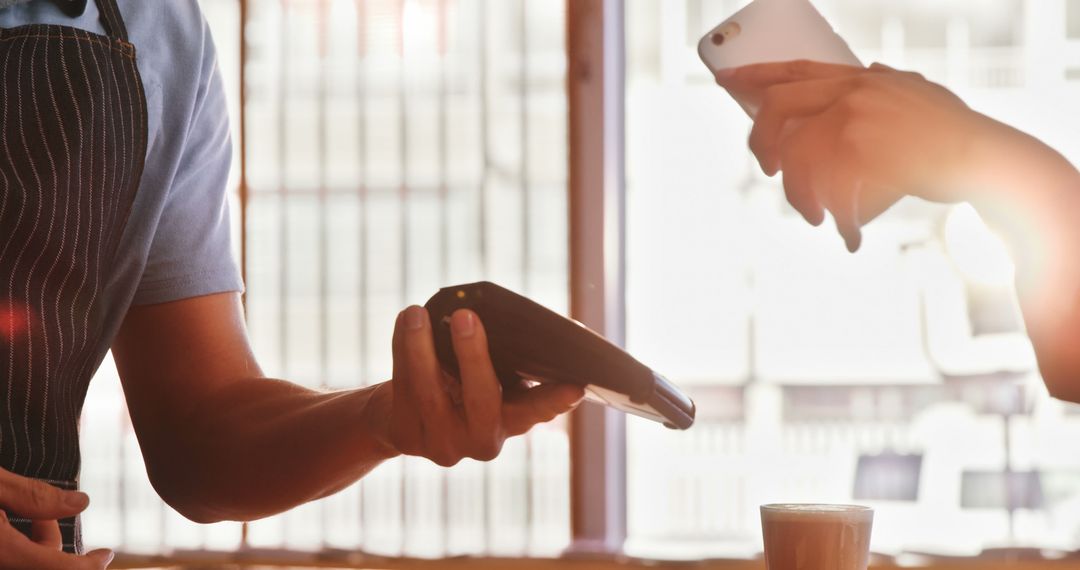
[0,0,147,553]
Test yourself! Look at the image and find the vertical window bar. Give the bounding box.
[317,0,331,547]
[520,0,531,290]
[519,0,535,553]
[317,0,330,391]
[399,0,410,304]
[567,0,628,553]
[476,0,492,552]
[117,419,127,548]
[438,0,450,285]
[436,0,452,557]
[397,0,410,556]
[477,0,489,275]
[238,0,252,549]
[277,0,291,405]
[239,0,251,312]
[355,0,370,550]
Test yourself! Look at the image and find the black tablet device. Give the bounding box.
[425,281,695,430]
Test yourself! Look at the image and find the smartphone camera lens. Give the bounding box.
[712,22,741,46]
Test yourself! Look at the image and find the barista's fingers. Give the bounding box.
[30,519,62,550]
[449,309,504,458]
[502,383,585,437]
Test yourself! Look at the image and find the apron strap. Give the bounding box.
[93,0,128,42]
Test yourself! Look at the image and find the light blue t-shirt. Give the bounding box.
[0,2,244,351]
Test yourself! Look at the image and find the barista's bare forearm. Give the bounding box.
[145,376,398,523]
[112,293,399,523]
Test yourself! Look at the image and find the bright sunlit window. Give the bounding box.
[80,0,570,556]
[72,0,1080,563]
[625,0,1080,559]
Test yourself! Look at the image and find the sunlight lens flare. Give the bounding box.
[944,203,1015,286]
[0,301,30,342]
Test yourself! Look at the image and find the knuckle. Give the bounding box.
[531,400,558,423]
[424,435,464,467]
[836,124,863,151]
[392,433,423,457]
[834,94,861,118]
[430,450,462,468]
[471,438,503,462]
[854,72,883,91]
[29,481,53,509]
[843,89,873,114]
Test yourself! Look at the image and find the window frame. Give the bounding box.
[566,0,629,553]
[226,0,1076,562]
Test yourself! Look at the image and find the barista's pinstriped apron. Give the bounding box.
[0,0,147,553]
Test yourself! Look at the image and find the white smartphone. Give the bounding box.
[697,0,861,116]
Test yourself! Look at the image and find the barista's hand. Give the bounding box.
[374,306,584,467]
[0,468,114,569]
[717,60,1000,251]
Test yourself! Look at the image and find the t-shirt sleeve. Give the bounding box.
[131,14,243,306]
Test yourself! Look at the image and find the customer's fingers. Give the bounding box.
[750,76,864,174]
[717,59,862,91]
[823,156,864,253]
[856,183,902,226]
[777,119,829,226]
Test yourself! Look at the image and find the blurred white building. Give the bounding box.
[624,0,1080,558]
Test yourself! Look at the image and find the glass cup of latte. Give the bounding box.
[760,504,874,570]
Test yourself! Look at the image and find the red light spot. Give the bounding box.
[0,302,29,342]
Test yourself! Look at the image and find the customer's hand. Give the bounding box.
[375,306,584,467]
[0,468,114,569]
[716,60,999,251]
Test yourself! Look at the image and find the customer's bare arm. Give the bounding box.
[111,293,583,523]
[716,61,1080,401]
